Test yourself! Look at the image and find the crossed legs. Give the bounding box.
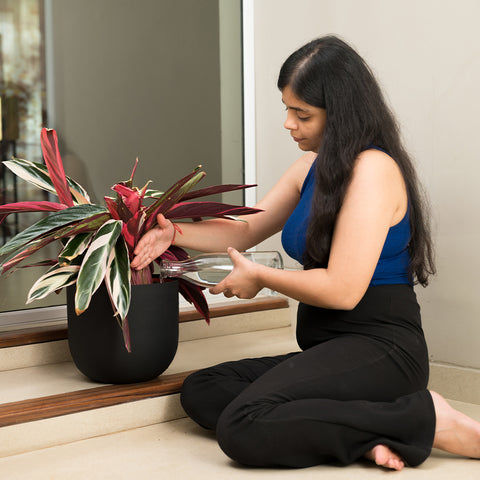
[181,335,435,469]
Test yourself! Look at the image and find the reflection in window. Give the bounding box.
[0,0,52,313]
[0,0,244,317]
[1,0,47,237]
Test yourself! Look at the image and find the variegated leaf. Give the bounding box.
[75,219,123,315]
[103,196,121,220]
[144,167,203,218]
[16,259,58,269]
[112,183,142,215]
[181,183,256,201]
[105,237,131,321]
[69,184,90,205]
[0,204,107,258]
[165,201,262,220]
[0,236,59,274]
[59,232,94,265]
[0,201,68,225]
[145,170,205,230]
[121,209,146,253]
[3,158,91,204]
[53,212,111,240]
[0,200,68,214]
[40,128,73,207]
[27,264,80,303]
[121,316,132,353]
[65,175,91,204]
[3,158,57,195]
[144,188,165,198]
[178,280,210,325]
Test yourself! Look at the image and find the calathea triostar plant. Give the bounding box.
[0,128,260,350]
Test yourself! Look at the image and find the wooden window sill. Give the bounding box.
[0,296,289,349]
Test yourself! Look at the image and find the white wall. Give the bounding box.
[252,0,480,368]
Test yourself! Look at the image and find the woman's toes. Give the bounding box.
[365,445,405,471]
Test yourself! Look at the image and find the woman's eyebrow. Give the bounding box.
[281,99,310,113]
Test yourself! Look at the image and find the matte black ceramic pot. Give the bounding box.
[67,280,179,384]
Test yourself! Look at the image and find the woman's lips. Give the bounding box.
[293,136,303,142]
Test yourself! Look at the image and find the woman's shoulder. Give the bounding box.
[354,148,403,180]
[300,150,318,165]
[298,151,317,178]
[292,150,317,172]
[352,148,408,223]
[283,151,317,193]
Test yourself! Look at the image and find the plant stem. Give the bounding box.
[131,266,152,285]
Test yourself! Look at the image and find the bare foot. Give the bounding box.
[431,390,480,458]
[364,445,405,471]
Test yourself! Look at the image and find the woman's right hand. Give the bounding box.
[131,214,175,270]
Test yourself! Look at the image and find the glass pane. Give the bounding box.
[0,0,244,316]
[0,0,54,312]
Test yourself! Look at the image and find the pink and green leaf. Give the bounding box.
[0,212,108,274]
[59,232,94,265]
[143,188,164,199]
[165,201,262,220]
[53,212,111,240]
[69,186,90,205]
[104,196,121,220]
[0,201,68,225]
[112,183,142,216]
[144,168,205,229]
[121,209,146,254]
[75,219,123,315]
[178,280,210,324]
[66,175,91,204]
[3,158,91,204]
[40,128,74,207]
[3,158,59,196]
[157,246,210,323]
[15,259,58,269]
[123,157,139,188]
[0,236,60,274]
[121,317,132,353]
[0,204,108,258]
[27,264,80,303]
[180,184,257,201]
[105,237,131,321]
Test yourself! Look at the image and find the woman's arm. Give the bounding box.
[131,152,316,270]
[210,149,408,310]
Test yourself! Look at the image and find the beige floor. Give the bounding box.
[1,401,480,480]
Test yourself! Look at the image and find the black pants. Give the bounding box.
[181,285,436,468]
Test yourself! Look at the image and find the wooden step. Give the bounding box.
[0,298,297,458]
[0,370,193,428]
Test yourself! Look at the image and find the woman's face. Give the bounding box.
[282,85,327,153]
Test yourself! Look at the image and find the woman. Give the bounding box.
[132,35,480,471]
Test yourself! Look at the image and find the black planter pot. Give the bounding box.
[67,280,179,384]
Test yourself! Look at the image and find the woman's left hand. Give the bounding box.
[209,247,263,299]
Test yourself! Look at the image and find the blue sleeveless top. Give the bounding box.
[281,156,412,286]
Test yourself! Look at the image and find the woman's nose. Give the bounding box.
[284,113,297,131]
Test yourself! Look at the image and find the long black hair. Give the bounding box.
[277,35,435,286]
